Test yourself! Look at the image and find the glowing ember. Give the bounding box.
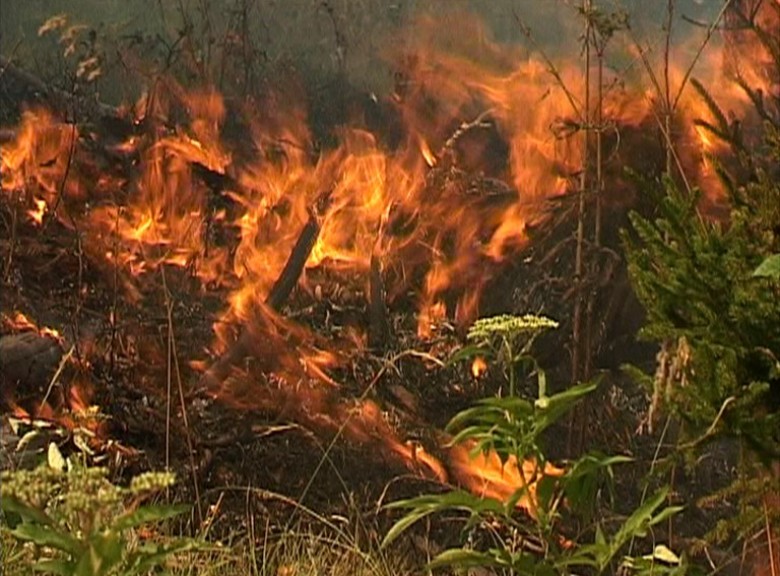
[471,357,488,379]
[27,197,47,225]
[3,311,39,332]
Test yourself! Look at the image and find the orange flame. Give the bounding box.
[471,357,488,379]
[448,442,563,517]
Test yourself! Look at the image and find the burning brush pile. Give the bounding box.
[0,2,776,533]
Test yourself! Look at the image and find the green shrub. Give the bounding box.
[383,314,685,575]
[1,444,206,576]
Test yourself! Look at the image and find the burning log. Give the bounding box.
[198,192,331,390]
[266,206,325,310]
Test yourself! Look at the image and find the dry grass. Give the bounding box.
[0,509,414,576]
[168,528,412,576]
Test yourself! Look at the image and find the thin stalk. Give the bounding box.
[569,0,592,457]
[665,0,674,175]
[663,0,676,548]
[161,266,203,524]
[595,46,604,249]
[505,338,517,397]
[2,203,18,283]
[584,31,606,381]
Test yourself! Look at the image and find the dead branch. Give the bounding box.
[197,191,331,390]
[368,252,390,350]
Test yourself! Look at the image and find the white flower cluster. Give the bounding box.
[467,314,558,343]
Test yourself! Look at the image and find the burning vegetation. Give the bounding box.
[0,0,778,574]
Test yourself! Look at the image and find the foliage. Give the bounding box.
[753,254,780,279]
[623,5,780,551]
[383,314,683,575]
[0,443,206,576]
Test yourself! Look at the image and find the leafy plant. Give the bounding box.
[0,443,206,576]
[623,2,780,554]
[383,314,682,574]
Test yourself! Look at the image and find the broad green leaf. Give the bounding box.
[611,488,669,552]
[563,453,632,513]
[382,492,503,548]
[648,505,685,527]
[535,475,558,512]
[12,523,81,555]
[1,495,56,526]
[534,379,599,433]
[32,558,74,575]
[427,548,508,570]
[381,508,433,548]
[595,524,607,546]
[113,504,190,531]
[753,254,780,278]
[553,549,601,570]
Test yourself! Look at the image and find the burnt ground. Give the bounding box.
[0,69,744,572]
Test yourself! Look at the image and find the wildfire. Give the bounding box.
[0,5,772,511]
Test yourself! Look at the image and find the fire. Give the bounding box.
[448,442,563,518]
[2,311,62,341]
[27,197,47,225]
[0,108,82,218]
[3,311,39,332]
[0,5,771,509]
[471,357,488,378]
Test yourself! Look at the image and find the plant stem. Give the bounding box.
[569,0,592,457]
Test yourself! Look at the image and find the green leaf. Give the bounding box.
[381,508,433,548]
[2,495,56,527]
[125,539,210,575]
[753,254,780,278]
[648,505,685,528]
[447,344,489,366]
[533,379,598,433]
[12,523,82,556]
[427,548,508,570]
[382,492,503,548]
[113,504,190,531]
[32,559,75,575]
[74,532,123,576]
[611,488,670,551]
